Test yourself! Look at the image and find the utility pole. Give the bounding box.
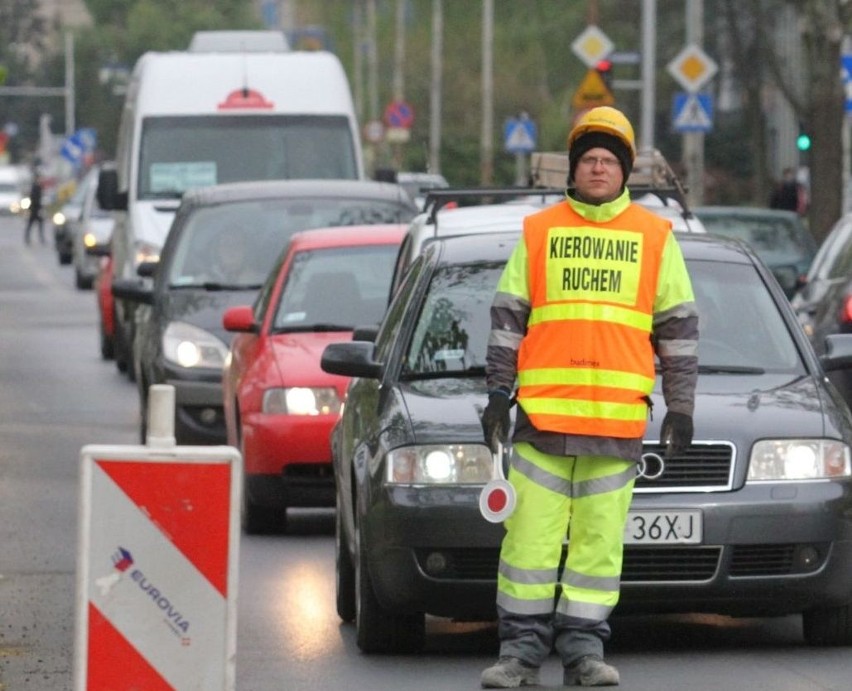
[64,33,75,135]
[352,0,364,124]
[366,0,380,173]
[639,0,656,153]
[684,0,705,206]
[429,0,443,175]
[480,0,494,185]
[392,0,406,169]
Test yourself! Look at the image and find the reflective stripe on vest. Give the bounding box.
[516,201,670,437]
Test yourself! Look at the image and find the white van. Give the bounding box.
[99,37,365,375]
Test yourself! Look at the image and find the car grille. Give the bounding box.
[417,546,721,583]
[729,543,827,576]
[622,546,720,581]
[634,441,735,492]
[417,542,826,583]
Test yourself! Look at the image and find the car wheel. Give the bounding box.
[59,250,72,266]
[138,384,148,444]
[99,322,115,360]
[75,268,94,290]
[114,310,129,374]
[355,521,425,653]
[803,604,852,646]
[335,507,356,623]
[241,483,286,535]
[239,425,287,535]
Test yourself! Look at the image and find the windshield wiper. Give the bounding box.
[698,364,765,374]
[272,323,353,334]
[167,282,262,291]
[401,365,486,380]
[143,190,183,200]
[203,282,263,291]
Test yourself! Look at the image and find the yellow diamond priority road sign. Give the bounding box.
[571,25,614,68]
[667,44,718,93]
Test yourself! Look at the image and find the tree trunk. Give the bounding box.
[799,1,849,243]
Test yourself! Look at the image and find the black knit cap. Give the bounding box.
[568,131,633,186]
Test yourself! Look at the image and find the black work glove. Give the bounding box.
[481,391,512,453]
[660,411,693,458]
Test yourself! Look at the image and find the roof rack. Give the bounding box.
[529,148,694,218]
[422,187,563,224]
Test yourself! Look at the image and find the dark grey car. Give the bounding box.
[113,179,417,444]
[322,230,852,654]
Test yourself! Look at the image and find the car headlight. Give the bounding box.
[83,231,97,248]
[747,439,851,481]
[162,321,228,369]
[134,240,160,266]
[53,210,66,225]
[262,387,342,415]
[386,444,493,484]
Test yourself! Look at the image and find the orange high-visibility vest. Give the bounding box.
[516,201,671,438]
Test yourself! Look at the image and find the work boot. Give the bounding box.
[481,656,540,688]
[563,655,619,686]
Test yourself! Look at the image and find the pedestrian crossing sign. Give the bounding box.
[504,115,537,154]
[672,92,713,133]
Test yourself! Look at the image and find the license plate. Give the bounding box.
[623,510,702,545]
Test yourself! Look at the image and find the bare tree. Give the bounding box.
[759,0,852,243]
[796,1,852,242]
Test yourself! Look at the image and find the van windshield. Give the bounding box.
[138,115,358,199]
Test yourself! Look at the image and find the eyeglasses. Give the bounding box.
[577,155,621,169]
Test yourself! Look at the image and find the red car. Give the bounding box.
[222,224,406,533]
[94,253,115,360]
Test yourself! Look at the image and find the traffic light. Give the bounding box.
[595,59,613,91]
[797,125,811,152]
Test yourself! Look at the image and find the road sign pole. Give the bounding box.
[684,0,705,206]
[640,0,657,152]
[515,152,527,186]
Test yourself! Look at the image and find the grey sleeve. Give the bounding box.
[485,290,529,394]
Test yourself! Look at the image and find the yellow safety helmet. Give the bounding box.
[568,106,636,162]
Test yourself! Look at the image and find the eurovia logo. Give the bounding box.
[97,545,192,644]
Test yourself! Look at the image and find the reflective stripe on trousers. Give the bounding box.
[496,442,635,624]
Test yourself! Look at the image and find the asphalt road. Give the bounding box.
[0,214,850,690]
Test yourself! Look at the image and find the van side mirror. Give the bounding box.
[97,168,128,211]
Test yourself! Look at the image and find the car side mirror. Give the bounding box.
[112,278,153,305]
[85,244,111,257]
[97,168,127,211]
[771,265,798,299]
[820,334,852,372]
[321,341,382,379]
[223,305,257,333]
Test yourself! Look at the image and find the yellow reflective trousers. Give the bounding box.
[496,442,635,624]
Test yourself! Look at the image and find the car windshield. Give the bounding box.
[688,258,803,372]
[167,198,410,289]
[402,263,504,377]
[138,115,358,199]
[272,245,399,331]
[698,213,814,266]
[399,256,803,379]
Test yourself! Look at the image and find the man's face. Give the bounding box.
[572,146,624,204]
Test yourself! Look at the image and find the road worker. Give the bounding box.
[480,106,699,688]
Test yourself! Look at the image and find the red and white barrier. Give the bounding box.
[74,385,242,690]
